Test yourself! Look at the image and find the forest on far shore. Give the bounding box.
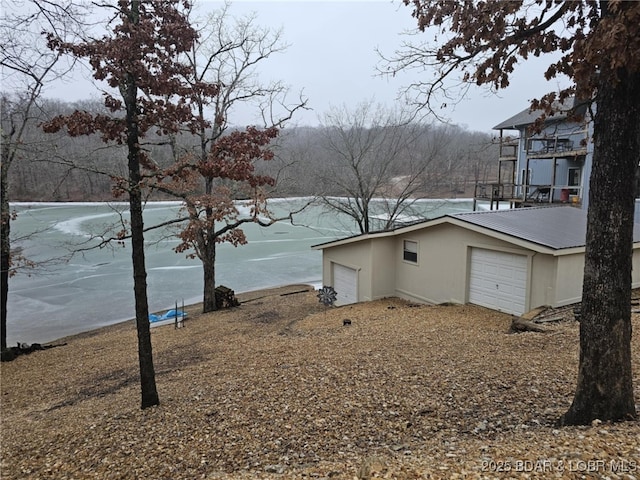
[5,97,499,203]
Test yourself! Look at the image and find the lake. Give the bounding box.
[7,198,474,344]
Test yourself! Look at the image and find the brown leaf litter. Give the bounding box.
[1,285,639,479]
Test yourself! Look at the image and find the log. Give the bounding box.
[533,316,565,324]
[1,342,67,362]
[510,316,547,333]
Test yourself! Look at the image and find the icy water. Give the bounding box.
[7,198,474,344]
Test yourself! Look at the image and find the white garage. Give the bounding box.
[314,206,640,314]
[468,248,528,315]
[332,263,358,305]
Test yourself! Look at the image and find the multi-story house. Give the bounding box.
[474,97,592,211]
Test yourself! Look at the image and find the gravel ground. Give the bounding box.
[1,285,639,480]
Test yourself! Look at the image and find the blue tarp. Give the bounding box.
[149,309,188,323]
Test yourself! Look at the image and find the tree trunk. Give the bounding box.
[129,187,158,408]
[202,241,217,313]
[560,66,640,425]
[123,0,159,409]
[1,140,10,352]
[200,174,219,314]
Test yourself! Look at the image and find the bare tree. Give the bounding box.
[264,126,324,196]
[425,126,497,197]
[315,100,445,234]
[0,0,87,357]
[4,98,127,202]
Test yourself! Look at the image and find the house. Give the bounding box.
[312,206,640,316]
[474,97,593,211]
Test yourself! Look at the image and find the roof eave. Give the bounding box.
[311,216,451,250]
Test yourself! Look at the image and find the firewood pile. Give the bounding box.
[214,285,240,309]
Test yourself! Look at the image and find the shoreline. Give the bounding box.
[9,197,475,206]
[7,198,475,345]
[38,283,320,347]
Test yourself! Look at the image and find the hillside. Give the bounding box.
[1,286,638,479]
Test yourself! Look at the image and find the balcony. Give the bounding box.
[526,136,588,159]
[474,182,583,210]
[477,128,589,211]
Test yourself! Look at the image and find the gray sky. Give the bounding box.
[42,0,571,133]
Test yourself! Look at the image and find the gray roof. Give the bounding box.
[493,97,587,130]
[451,206,640,250]
[313,205,640,252]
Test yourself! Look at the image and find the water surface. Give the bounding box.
[7,198,473,344]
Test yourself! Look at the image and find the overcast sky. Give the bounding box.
[41,0,571,133]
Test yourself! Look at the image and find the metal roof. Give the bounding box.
[312,205,640,252]
[451,206,640,250]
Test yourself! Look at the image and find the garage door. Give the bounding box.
[333,263,357,305]
[468,248,527,315]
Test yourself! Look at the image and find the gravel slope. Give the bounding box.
[1,285,639,479]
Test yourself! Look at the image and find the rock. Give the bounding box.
[264,464,285,474]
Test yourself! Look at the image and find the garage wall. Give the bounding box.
[554,253,585,306]
[321,237,399,304]
[634,249,640,287]
[320,224,640,314]
[394,223,534,306]
[320,239,379,304]
[552,247,640,307]
[320,241,369,302]
[529,253,558,309]
[369,238,397,300]
[394,224,464,304]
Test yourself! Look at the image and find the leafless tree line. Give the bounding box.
[4,96,497,203]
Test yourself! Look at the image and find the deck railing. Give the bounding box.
[474,182,583,207]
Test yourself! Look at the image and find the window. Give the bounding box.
[403,240,418,263]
